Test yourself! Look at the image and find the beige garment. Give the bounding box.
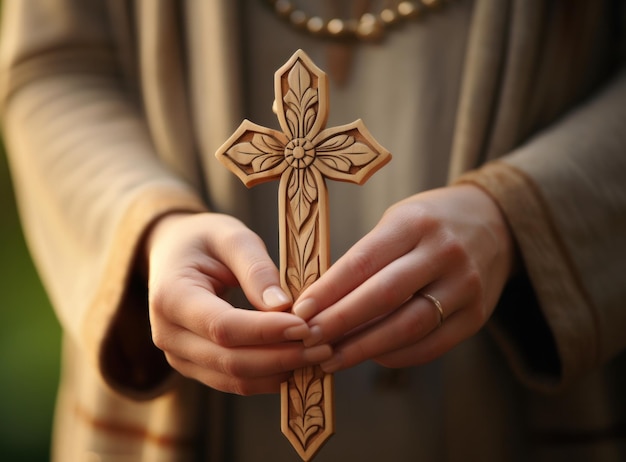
[1,0,626,460]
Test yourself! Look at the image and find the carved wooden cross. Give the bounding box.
[215,49,391,461]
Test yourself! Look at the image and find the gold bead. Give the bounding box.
[357,13,383,40]
[327,18,345,36]
[264,0,444,42]
[307,16,325,34]
[289,10,307,28]
[380,8,398,25]
[274,0,293,17]
[397,1,420,18]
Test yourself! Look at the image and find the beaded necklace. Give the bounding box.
[263,0,446,42]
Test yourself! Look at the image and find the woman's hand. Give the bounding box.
[293,184,516,373]
[145,213,332,395]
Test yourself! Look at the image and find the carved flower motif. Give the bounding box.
[216,53,389,196]
[285,138,316,169]
[216,52,390,301]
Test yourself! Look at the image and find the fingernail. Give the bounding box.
[262,286,291,309]
[284,323,310,341]
[321,353,343,373]
[303,344,333,363]
[303,325,323,347]
[293,298,318,320]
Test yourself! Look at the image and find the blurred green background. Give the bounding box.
[0,144,61,461]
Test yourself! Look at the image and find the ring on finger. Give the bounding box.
[419,292,444,328]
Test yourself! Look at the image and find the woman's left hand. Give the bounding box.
[293,184,517,372]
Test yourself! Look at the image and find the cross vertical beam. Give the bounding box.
[216,49,391,460]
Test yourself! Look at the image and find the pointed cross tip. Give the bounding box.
[284,432,334,462]
[293,48,309,59]
[278,49,326,80]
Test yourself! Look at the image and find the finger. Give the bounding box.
[302,248,445,347]
[293,218,418,320]
[167,355,292,395]
[208,217,291,311]
[372,307,483,368]
[151,285,310,346]
[317,294,443,373]
[159,329,333,378]
[315,273,478,372]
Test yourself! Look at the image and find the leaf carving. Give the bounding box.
[253,132,284,153]
[303,104,317,136]
[316,140,379,173]
[316,134,354,152]
[226,132,285,174]
[289,381,304,415]
[284,60,319,138]
[285,106,299,140]
[288,366,325,448]
[287,168,318,231]
[286,217,319,297]
[288,60,311,102]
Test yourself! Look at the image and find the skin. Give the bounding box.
[145,184,516,395]
[295,184,517,373]
[146,213,333,395]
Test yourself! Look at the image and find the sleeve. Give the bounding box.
[456,68,626,392]
[0,0,207,399]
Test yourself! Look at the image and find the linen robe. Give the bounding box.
[1,0,625,460]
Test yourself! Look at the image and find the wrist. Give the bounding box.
[454,183,519,280]
[140,212,198,277]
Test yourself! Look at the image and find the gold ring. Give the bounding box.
[420,292,444,328]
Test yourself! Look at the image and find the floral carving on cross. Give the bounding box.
[215,49,391,461]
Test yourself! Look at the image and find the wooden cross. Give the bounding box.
[215,49,391,461]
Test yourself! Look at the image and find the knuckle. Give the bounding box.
[150,280,186,320]
[349,250,377,282]
[331,309,353,337]
[439,232,467,262]
[376,277,402,309]
[401,305,430,340]
[217,353,246,379]
[277,350,299,372]
[405,208,434,233]
[349,342,370,367]
[149,319,179,354]
[216,373,279,396]
[148,284,168,317]
[230,378,256,396]
[462,265,489,325]
[223,225,264,254]
[204,311,234,347]
[150,329,168,351]
[463,265,483,297]
[244,257,272,285]
[385,202,433,237]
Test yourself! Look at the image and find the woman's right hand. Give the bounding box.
[144,213,332,395]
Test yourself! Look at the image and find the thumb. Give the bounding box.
[238,253,292,311]
[212,220,291,311]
